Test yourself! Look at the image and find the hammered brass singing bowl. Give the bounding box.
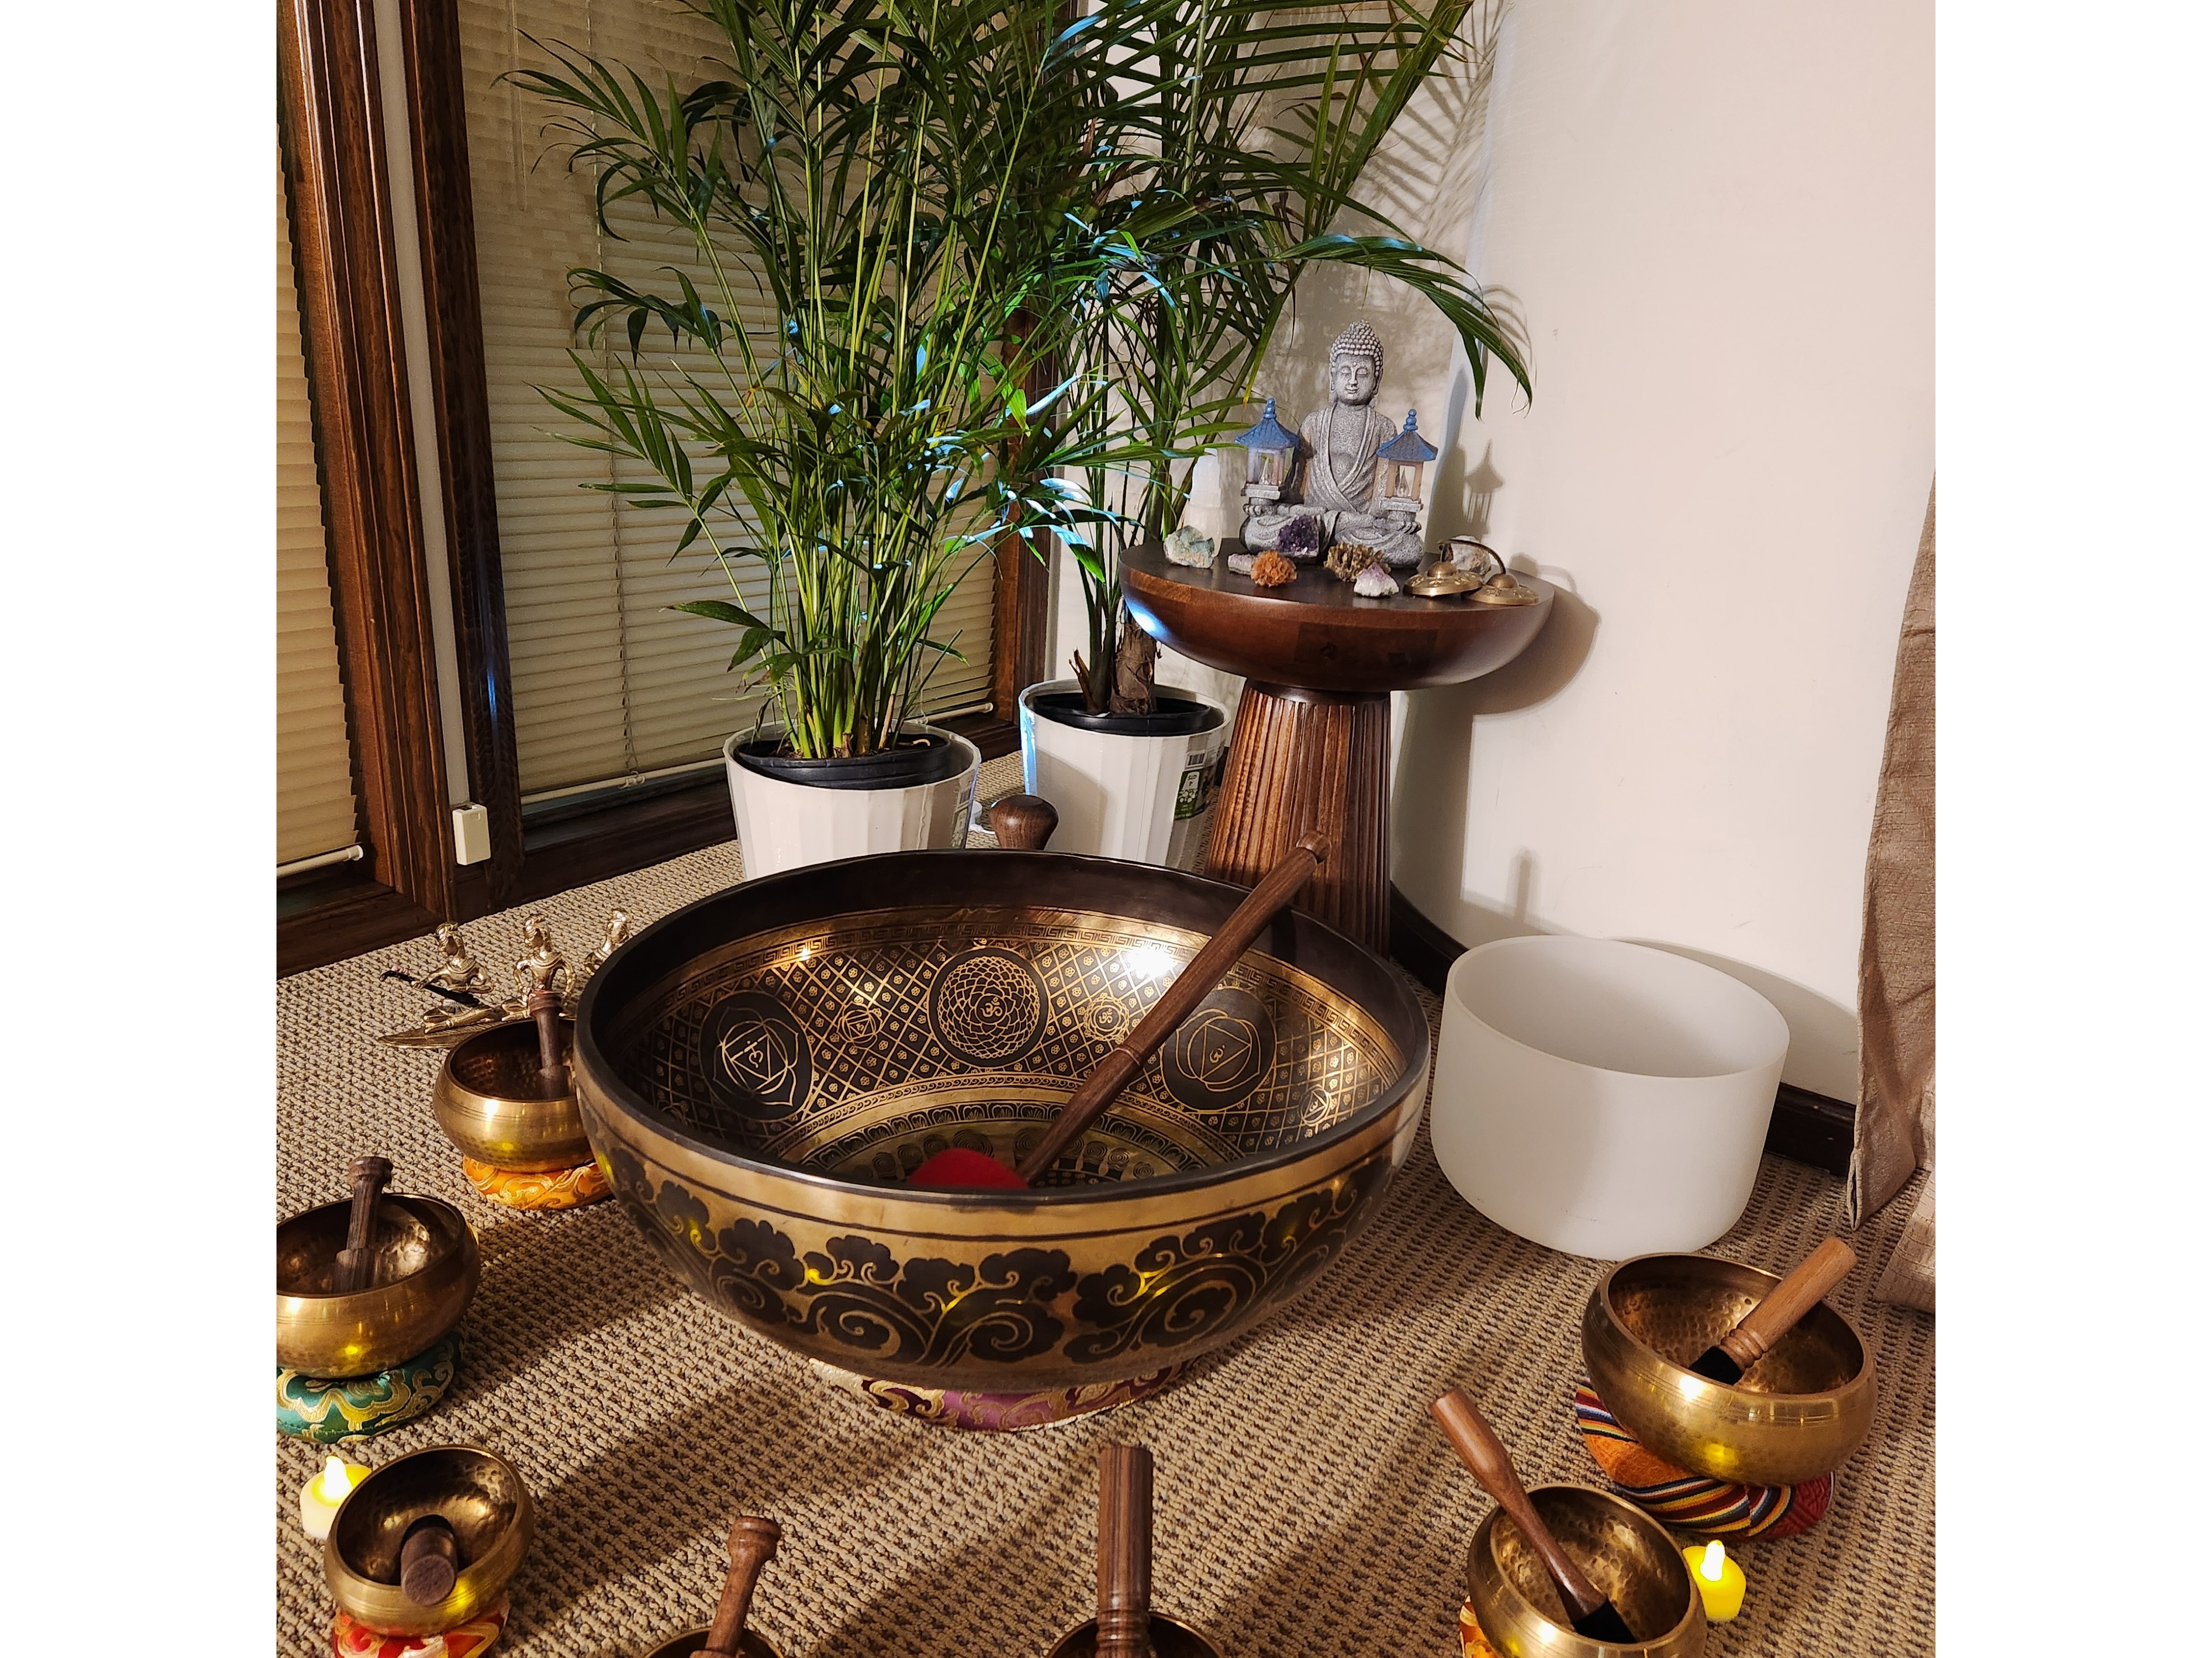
[277,1195,479,1377]
[325,1444,534,1638]
[576,849,1431,1394]
[1582,1253,1875,1487]
[1045,1614,1223,1657]
[1467,1484,1705,1658]
[643,1629,782,1658]
[433,1018,592,1171]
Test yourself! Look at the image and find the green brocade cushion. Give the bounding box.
[276,1332,460,1443]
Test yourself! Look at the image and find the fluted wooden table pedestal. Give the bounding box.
[1121,541,1554,956]
[1208,683,1394,950]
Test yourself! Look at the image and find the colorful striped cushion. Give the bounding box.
[1573,1381,1829,1539]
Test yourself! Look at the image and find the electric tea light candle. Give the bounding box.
[1684,1540,1745,1622]
[300,1455,368,1540]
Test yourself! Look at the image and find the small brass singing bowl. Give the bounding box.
[276,1195,480,1377]
[641,1628,783,1658]
[1467,1484,1705,1658]
[324,1444,535,1637]
[1582,1253,1875,1488]
[1044,1614,1223,1657]
[434,1018,593,1170]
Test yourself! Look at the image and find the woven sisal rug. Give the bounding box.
[277,757,1934,1656]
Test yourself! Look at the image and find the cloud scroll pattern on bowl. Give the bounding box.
[576,854,1431,1391]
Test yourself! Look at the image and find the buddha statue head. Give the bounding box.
[1327,321,1384,409]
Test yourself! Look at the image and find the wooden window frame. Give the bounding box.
[277,0,1047,975]
[279,0,458,974]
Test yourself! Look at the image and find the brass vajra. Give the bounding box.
[379,908,632,1049]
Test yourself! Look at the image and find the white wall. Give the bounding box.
[1053,2,1932,1100]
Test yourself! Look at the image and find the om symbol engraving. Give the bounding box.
[698,991,812,1119]
[1160,987,1275,1110]
[928,947,1046,1065]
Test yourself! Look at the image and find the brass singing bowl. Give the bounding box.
[1045,1614,1223,1657]
[434,1018,593,1170]
[276,1195,480,1377]
[324,1444,535,1637]
[1466,1484,1705,1658]
[576,849,1430,1394]
[1582,1253,1875,1487]
[643,1629,782,1658]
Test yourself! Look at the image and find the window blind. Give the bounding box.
[457,0,998,799]
[278,148,363,866]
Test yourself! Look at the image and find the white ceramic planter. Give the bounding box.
[723,724,980,880]
[1018,681,1228,867]
[1428,935,1790,1259]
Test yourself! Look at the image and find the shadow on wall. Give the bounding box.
[1391,566,1856,1095]
[1628,942,1860,1107]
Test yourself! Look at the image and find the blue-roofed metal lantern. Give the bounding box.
[1233,397,1300,489]
[1376,409,1437,502]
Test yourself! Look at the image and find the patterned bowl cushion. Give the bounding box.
[330,1593,507,1656]
[462,1156,611,1211]
[1573,1380,1830,1540]
[277,1332,460,1443]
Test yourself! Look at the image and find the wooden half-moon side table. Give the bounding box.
[1120,540,1553,954]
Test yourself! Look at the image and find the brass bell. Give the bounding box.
[1470,569,1539,606]
[1405,564,1484,599]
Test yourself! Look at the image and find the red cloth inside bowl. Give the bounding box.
[907,1147,1029,1189]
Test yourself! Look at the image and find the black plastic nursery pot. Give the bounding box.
[1024,691,1225,739]
[732,731,968,791]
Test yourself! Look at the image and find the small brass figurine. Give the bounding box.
[419,924,496,997]
[515,916,564,996]
[379,907,633,1048]
[574,909,632,987]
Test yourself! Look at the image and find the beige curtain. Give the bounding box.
[1847,482,1935,1310]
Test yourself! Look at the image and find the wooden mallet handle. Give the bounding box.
[702,1514,782,1657]
[399,1514,460,1605]
[1015,834,1327,1182]
[528,988,568,1099]
[335,1155,393,1293]
[1096,1443,1154,1658]
[1430,1388,1607,1625]
[986,793,1059,850]
[1719,1237,1858,1369]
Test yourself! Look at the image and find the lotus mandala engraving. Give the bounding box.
[699,991,812,1118]
[929,947,1046,1065]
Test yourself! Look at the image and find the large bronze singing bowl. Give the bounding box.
[1582,1253,1875,1487]
[576,850,1430,1393]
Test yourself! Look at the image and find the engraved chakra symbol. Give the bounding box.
[1161,987,1276,1110]
[929,947,1046,1066]
[1083,999,1131,1042]
[700,991,812,1118]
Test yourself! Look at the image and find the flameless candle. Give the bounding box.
[1683,1540,1745,1622]
[300,1455,369,1541]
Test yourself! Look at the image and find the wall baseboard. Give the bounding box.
[1387,885,1856,1179]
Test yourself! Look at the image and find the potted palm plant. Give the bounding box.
[1021,0,1532,862]
[518,0,1123,877]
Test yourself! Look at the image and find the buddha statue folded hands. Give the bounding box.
[1298,322,1427,567]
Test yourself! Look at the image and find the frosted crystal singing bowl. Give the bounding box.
[575,850,1430,1392]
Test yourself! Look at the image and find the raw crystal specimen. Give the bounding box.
[1163,525,1216,567]
[1353,561,1400,597]
[1326,540,1384,583]
[1248,550,1298,587]
[1226,552,1257,576]
[1275,514,1322,562]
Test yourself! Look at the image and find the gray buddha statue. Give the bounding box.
[1238,321,1425,567]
